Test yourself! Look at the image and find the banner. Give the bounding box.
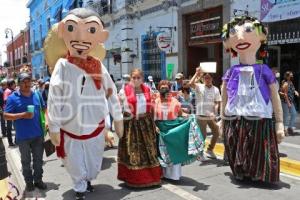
[167,63,174,80]
[261,0,300,22]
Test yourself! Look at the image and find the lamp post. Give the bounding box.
[4,28,15,72]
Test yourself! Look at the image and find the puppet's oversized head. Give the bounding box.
[44,8,107,73]
[58,8,108,58]
[222,16,267,61]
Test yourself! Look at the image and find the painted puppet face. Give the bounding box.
[223,21,266,56]
[58,14,108,59]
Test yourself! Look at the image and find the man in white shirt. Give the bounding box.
[189,67,221,159]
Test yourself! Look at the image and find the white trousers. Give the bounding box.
[62,132,105,192]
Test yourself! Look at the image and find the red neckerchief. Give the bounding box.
[124,83,151,116]
[66,54,102,90]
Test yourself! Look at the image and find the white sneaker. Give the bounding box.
[206,150,217,159]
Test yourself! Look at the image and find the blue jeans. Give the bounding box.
[18,136,44,184]
[282,102,297,129]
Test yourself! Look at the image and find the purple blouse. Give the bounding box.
[222,64,276,106]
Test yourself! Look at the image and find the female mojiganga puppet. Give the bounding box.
[221,16,284,183]
[44,8,123,200]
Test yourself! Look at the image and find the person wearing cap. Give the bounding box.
[171,73,184,92]
[145,75,157,91]
[189,67,221,161]
[3,79,16,147]
[3,73,47,192]
[0,79,8,137]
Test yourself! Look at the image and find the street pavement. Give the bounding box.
[3,136,300,200]
[2,115,300,200]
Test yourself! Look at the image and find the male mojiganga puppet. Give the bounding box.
[44,8,124,200]
[220,16,284,183]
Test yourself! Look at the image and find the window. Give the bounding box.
[70,0,78,9]
[47,18,51,30]
[25,43,28,54]
[56,6,63,22]
[21,47,23,57]
[39,24,43,45]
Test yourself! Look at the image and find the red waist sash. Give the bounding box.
[56,120,105,158]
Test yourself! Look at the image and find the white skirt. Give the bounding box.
[163,164,182,180]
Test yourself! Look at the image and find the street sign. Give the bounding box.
[156,31,172,52]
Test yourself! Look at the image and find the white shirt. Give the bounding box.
[119,89,147,115]
[161,104,169,120]
[47,58,123,134]
[195,83,221,116]
[225,66,273,118]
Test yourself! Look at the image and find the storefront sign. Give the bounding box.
[156,31,172,52]
[261,0,300,22]
[190,16,221,40]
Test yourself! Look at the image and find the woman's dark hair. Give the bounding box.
[7,79,16,88]
[283,71,293,81]
[158,80,171,90]
[221,16,268,59]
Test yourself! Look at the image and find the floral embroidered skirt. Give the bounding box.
[224,116,280,183]
[118,113,162,187]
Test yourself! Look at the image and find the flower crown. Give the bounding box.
[221,16,267,42]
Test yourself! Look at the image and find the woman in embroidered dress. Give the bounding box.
[117,68,162,187]
[221,16,284,182]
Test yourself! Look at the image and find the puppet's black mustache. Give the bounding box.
[70,41,92,46]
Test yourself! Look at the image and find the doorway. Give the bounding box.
[187,43,223,87]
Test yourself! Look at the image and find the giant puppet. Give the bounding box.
[44,8,123,200]
[221,16,284,183]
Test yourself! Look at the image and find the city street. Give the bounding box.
[3,116,300,200]
[1,0,300,200]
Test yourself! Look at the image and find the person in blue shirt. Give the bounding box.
[171,73,184,91]
[3,73,47,192]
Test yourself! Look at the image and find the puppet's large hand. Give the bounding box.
[275,122,284,144]
[49,132,61,146]
[114,120,124,139]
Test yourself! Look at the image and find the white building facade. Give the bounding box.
[85,0,231,86]
[85,0,300,88]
